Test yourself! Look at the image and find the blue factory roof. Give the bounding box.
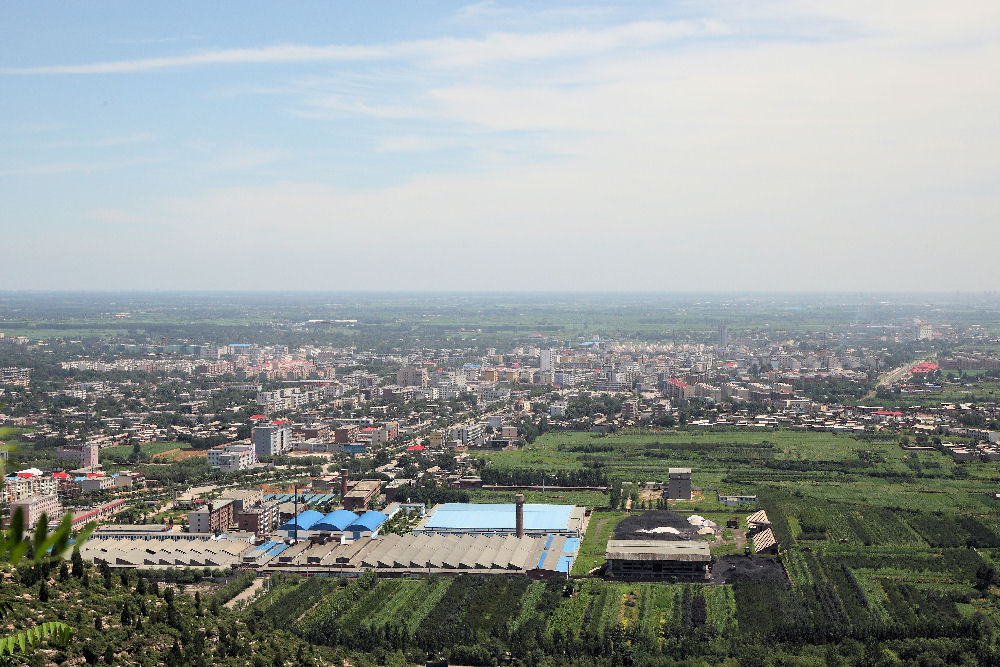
[278,510,325,532]
[424,503,573,531]
[313,510,359,531]
[346,510,387,532]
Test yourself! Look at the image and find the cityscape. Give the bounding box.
[2,293,1000,664]
[3,1,1000,665]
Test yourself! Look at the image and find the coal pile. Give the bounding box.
[614,510,700,541]
[711,554,789,586]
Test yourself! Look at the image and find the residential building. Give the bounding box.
[10,494,61,526]
[540,349,554,372]
[343,480,382,511]
[79,475,116,493]
[188,499,235,534]
[0,367,31,386]
[236,501,280,538]
[208,444,257,472]
[2,473,59,504]
[396,366,429,387]
[332,426,359,443]
[253,423,292,458]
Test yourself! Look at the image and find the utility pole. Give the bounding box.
[293,482,299,544]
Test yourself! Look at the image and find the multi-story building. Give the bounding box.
[454,422,486,446]
[554,370,585,387]
[208,444,257,472]
[2,473,59,504]
[396,366,429,387]
[236,501,280,538]
[621,399,641,420]
[79,476,116,494]
[540,349,554,372]
[219,489,263,514]
[82,443,100,469]
[343,480,382,511]
[383,421,399,441]
[255,387,321,412]
[253,423,292,458]
[55,443,102,469]
[188,499,235,534]
[10,494,62,526]
[0,367,31,386]
[333,426,359,443]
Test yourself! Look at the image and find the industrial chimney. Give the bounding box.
[341,468,349,498]
[515,493,525,538]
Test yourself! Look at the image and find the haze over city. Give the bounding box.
[3,1,999,292]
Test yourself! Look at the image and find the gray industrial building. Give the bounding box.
[667,468,692,500]
[604,540,710,579]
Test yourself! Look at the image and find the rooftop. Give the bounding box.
[423,503,575,532]
[605,540,711,562]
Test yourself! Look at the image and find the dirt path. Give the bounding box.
[224,575,266,609]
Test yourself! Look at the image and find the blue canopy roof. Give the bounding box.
[278,510,325,532]
[313,509,358,531]
[346,510,387,532]
[424,503,573,532]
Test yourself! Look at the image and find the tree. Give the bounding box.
[0,508,91,658]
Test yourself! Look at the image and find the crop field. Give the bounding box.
[101,441,192,459]
[243,426,1000,662]
[253,559,993,662]
[255,574,743,659]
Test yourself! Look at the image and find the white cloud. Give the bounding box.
[86,208,153,225]
[1,20,724,74]
[0,157,161,176]
[4,1,999,290]
[46,132,155,148]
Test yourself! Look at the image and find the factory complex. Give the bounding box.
[264,532,580,575]
[76,489,741,581]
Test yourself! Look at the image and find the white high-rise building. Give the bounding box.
[540,349,554,372]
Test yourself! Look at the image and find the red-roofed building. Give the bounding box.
[665,378,696,402]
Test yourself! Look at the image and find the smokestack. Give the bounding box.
[341,468,349,498]
[515,493,525,538]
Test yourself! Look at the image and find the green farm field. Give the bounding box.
[101,441,192,459]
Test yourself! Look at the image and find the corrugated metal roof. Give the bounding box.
[605,540,711,562]
[346,510,387,533]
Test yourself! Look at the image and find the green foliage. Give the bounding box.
[0,621,72,656]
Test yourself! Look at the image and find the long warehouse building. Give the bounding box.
[413,502,585,537]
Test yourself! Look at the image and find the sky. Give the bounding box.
[2,1,998,292]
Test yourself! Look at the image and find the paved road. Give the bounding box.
[876,359,929,388]
[224,575,266,609]
[860,357,931,402]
